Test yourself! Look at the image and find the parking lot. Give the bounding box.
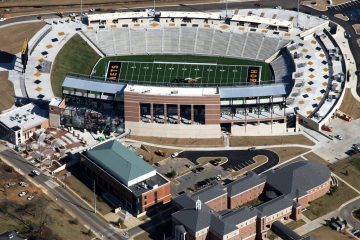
[314,118,360,162]
[155,149,279,195]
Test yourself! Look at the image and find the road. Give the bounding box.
[0,145,128,240]
[340,197,360,229]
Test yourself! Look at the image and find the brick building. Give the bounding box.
[171,160,331,240]
[80,140,171,216]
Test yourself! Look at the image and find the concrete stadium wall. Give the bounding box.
[231,122,287,136]
[126,121,221,138]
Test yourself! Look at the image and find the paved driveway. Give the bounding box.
[178,149,279,174]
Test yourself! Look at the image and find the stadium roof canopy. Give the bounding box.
[85,140,156,186]
[231,15,293,28]
[219,84,286,98]
[62,75,126,94]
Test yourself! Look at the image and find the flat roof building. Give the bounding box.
[80,140,171,216]
[0,103,48,146]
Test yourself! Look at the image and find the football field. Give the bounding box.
[115,61,260,86]
[93,55,273,86]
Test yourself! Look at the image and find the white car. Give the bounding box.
[0,18,6,22]
[31,170,40,176]
[171,152,179,158]
[18,191,28,197]
[27,195,34,201]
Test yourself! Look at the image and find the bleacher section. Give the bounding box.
[83,25,290,61]
[271,49,295,84]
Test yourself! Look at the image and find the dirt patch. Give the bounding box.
[253,155,268,162]
[0,71,15,113]
[0,22,45,54]
[0,159,91,239]
[128,136,224,147]
[266,147,311,163]
[305,226,353,240]
[230,135,314,147]
[339,89,360,119]
[0,0,219,18]
[353,24,360,35]
[136,144,178,164]
[57,168,113,215]
[335,13,349,21]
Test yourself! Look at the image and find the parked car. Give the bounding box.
[335,135,343,140]
[344,31,351,39]
[0,18,6,21]
[185,164,191,168]
[31,170,40,176]
[320,14,329,20]
[196,167,205,172]
[248,147,256,151]
[19,182,28,187]
[27,195,34,201]
[210,160,219,166]
[171,152,179,158]
[18,191,28,197]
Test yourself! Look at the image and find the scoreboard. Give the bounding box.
[106,61,122,81]
[21,38,29,72]
[247,66,260,85]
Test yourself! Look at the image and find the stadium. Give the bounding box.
[44,8,347,138]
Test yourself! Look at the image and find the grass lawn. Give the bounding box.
[329,153,360,191]
[303,181,359,220]
[305,226,354,240]
[92,54,273,86]
[304,152,329,165]
[230,135,314,147]
[286,219,306,230]
[266,147,311,163]
[0,71,15,113]
[51,34,100,96]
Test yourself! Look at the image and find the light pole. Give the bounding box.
[93,179,97,214]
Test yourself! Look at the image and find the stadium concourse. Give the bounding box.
[11,8,350,139]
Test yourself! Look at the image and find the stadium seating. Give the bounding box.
[130,29,146,54]
[257,37,280,60]
[113,28,130,54]
[84,25,290,61]
[227,32,248,58]
[179,27,197,53]
[270,49,294,83]
[195,28,214,54]
[163,27,180,53]
[242,32,264,59]
[147,28,163,53]
[211,30,230,56]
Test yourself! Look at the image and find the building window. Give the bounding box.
[144,195,147,200]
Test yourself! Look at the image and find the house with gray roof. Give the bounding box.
[171,160,330,240]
